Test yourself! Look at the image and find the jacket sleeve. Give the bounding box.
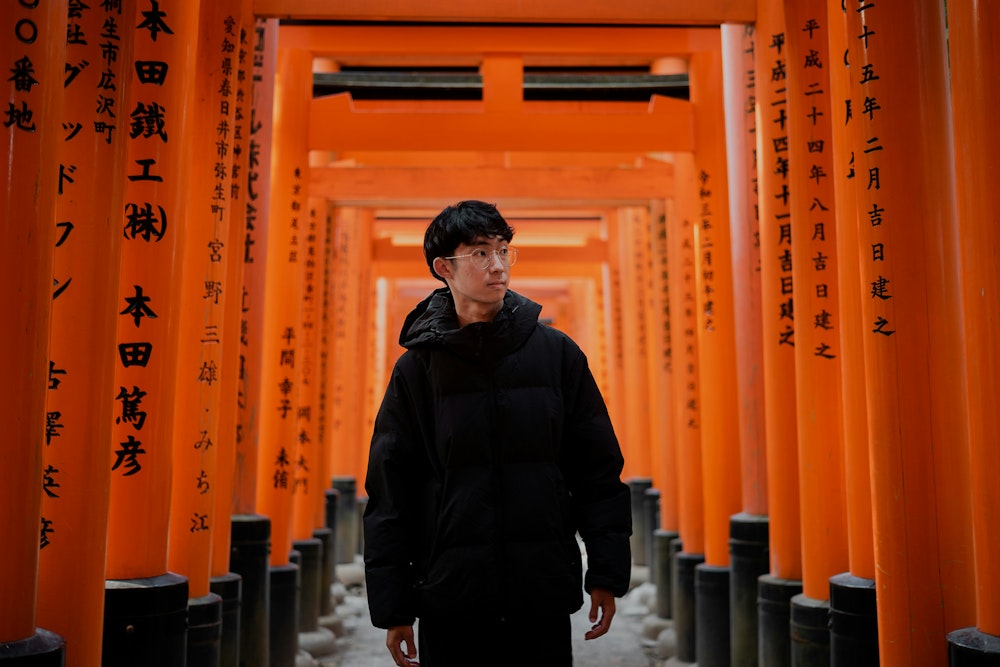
[363,358,422,629]
[561,344,633,598]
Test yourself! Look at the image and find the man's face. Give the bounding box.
[439,236,512,312]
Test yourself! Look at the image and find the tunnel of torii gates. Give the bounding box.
[2,1,1000,667]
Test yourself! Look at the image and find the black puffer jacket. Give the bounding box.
[363,288,632,629]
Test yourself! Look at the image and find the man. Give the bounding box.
[364,200,632,667]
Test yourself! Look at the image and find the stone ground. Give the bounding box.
[307,559,671,667]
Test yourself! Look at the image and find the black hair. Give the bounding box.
[423,200,515,282]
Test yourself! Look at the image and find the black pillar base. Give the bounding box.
[292,538,323,633]
[230,514,271,667]
[644,488,661,569]
[829,573,877,667]
[948,627,1000,666]
[730,513,770,667]
[187,593,223,667]
[653,530,680,619]
[312,528,334,618]
[790,594,830,667]
[331,477,358,566]
[210,572,242,667]
[322,490,340,590]
[627,477,654,567]
[696,563,732,667]
[269,563,300,667]
[758,574,802,667]
[0,627,65,665]
[102,571,188,667]
[674,551,705,664]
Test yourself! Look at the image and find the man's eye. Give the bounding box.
[497,247,509,257]
[473,250,489,259]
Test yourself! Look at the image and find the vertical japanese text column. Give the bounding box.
[255,45,311,667]
[230,17,278,667]
[947,2,1000,661]
[210,2,254,664]
[783,2,849,662]
[166,2,243,663]
[104,1,199,663]
[753,1,804,663]
[691,46,742,667]
[38,3,135,666]
[0,1,66,661]
[849,2,976,665]
[826,2,878,662]
[722,21,770,667]
[667,153,705,665]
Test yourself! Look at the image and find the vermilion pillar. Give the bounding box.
[167,3,243,663]
[753,0,804,663]
[668,152,705,665]
[848,3,976,665]
[691,45,742,667]
[37,4,134,666]
[256,45,311,667]
[604,210,631,479]
[947,1,1000,662]
[826,2,878,662]
[783,2,849,661]
[721,22,770,667]
[0,2,65,662]
[104,1,199,663]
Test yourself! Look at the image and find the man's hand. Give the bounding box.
[585,587,617,640]
[386,625,419,666]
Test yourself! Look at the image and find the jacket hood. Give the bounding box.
[399,287,542,362]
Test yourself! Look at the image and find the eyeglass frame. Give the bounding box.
[442,245,518,270]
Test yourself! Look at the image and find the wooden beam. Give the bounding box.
[256,0,754,25]
[277,25,720,61]
[309,164,673,205]
[310,94,693,152]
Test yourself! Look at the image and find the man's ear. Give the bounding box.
[432,256,453,280]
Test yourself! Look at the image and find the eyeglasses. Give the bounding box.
[444,246,518,270]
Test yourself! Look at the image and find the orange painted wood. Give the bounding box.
[948,0,1000,638]
[234,18,279,515]
[722,22,767,516]
[848,3,976,663]
[669,153,705,557]
[647,200,678,530]
[0,0,65,643]
[291,200,328,539]
[277,25,722,62]
[603,212,631,478]
[313,203,335,529]
[255,47,312,567]
[106,0,199,582]
[309,93,694,153]
[36,2,133,661]
[168,0,244,600]
[255,0,755,25]
[309,164,676,206]
[753,0,801,582]
[690,48,742,568]
[212,0,255,578]
[782,0,848,602]
[826,0,874,582]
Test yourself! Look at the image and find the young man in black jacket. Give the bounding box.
[363,200,632,667]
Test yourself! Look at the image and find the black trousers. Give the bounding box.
[417,613,572,667]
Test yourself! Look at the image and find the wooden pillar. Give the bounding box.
[0,1,66,659]
[722,21,770,667]
[783,4,849,661]
[167,0,242,608]
[753,1,804,663]
[668,152,705,664]
[826,2,879,663]
[36,3,133,665]
[235,17,277,517]
[947,0,1000,660]
[847,3,976,665]
[104,1,200,663]
[256,46,312,569]
[604,210,632,478]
